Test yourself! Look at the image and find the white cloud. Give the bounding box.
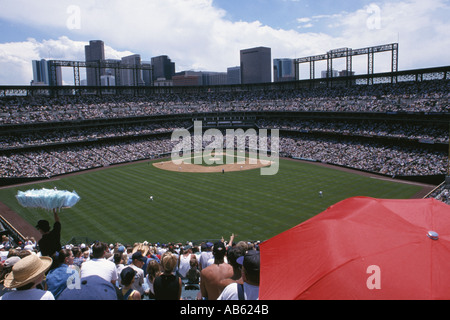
[0,0,448,84]
[311,13,345,20]
[297,17,312,23]
[331,0,450,70]
[0,40,37,85]
[298,23,314,29]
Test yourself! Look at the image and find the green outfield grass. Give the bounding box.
[0,158,423,245]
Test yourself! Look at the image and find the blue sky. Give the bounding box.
[0,0,449,84]
[213,0,374,31]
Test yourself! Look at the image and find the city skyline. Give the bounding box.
[0,0,449,85]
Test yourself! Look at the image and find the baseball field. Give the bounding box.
[0,155,426,245]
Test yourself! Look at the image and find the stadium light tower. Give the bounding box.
[294,43,399,85]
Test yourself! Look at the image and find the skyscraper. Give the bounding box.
[151,55,175,81]
[142,61,153,86]
[85,40,105,86]
[240,47,271,84]
[31,59,62,86]
[227,66,241,85]
[120,54,145,86]
[273,58,295,82]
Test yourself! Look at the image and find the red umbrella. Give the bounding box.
[259,196,450,300]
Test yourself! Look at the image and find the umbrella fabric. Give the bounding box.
[259,196,450,300]
[16,188,80,211]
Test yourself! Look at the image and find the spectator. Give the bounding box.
[143,259,161,299]
[72,246,85,269]
[120,267,141,300]
[153,251,182,300]
[113,252,126,282]
[80,241,118,286]
[0,254,54,300]
[217,250,260,300]
[220,246,246,288]
[0,256,21,297]
[81,246,90,261]
[144,245,161,276]
[45,248,80,299]
[23,237,37,249]
[199,242,213,270]
[35,208,61,258]
[199,241,233,300]
[115,245,127,259]
[0,256,21,281]
[1,235,11,249]
[178,245,194,279]
[128,251,146,297]
[185,255,200,289]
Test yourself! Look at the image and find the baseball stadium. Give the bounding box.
[0,45,449,300]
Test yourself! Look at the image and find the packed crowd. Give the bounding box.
[0,137,177,178]
[1,117,446,152]
[0,224,259,300]
[0,132,447,179]
[0,80,448,125]
[280,135,447,177]
[0,121,192,150]
[257,119,449,144]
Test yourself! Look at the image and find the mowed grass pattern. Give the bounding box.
[0,158,422,244]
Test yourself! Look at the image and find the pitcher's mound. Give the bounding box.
[153,158,272,173]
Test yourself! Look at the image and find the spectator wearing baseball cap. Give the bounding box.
[217,250,260,300]
[199,242,213,271]
[199,241,233,300]
[35,209,61,258]
[127,251,146,297]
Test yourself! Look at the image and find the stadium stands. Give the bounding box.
[0,79,448,181]
[0,80,448,124]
